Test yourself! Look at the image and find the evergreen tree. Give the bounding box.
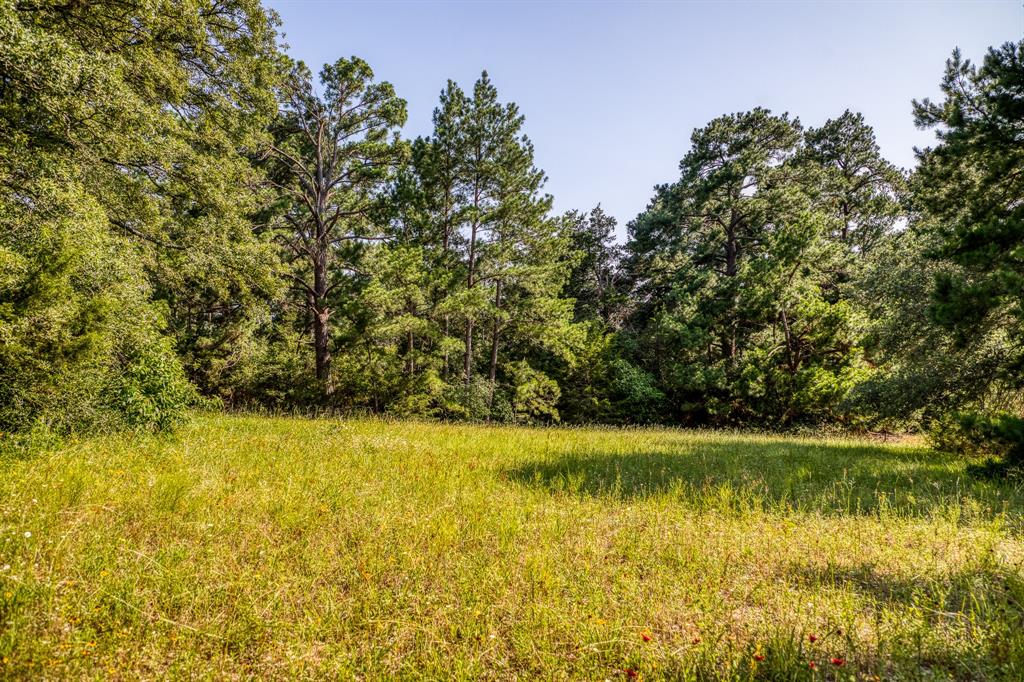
[625,109,864,424]
[387,71,577,421]
[909,41,1024,469]
[803,111,906,258]
[267,57,407,398]
[564,206,625,325]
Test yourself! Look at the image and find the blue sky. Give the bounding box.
[267,0,1022,239]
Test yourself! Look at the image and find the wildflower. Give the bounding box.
[808,661,816,670]
[641,631,652,642]
[808,634,817,642]
[830,657,845,666]
[23,531,30,538]
[753,654,765,662]
[624,668,638,679]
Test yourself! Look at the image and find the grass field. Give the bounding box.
[1,414,1023,680]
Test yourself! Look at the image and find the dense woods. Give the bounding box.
[1,4,1022,470]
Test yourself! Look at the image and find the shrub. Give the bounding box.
[928,411,1024,476]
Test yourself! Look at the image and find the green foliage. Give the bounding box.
[843,229,1015,428]
[801,110,906,259]
[268,56,408,397]
[913,42,1024,363]
[506,360,560,423]
[903,41,1024,470]
[108,337,195,432]
[563,205,625,324]
[0,180,193,435]
[929,411,1024,475]
[0,0,283,435]
[624,109,877,426]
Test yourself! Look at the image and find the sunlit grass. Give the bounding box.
[2,414,1023,679]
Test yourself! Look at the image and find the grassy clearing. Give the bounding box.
[1,414,1023,680]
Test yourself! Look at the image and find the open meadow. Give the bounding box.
[1,414,1023,679]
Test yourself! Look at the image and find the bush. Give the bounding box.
[108,336,195,432]
[928,411,1024,476]
[0,180,194,437]
[507,361,560,424]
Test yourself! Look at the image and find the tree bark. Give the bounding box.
[311,249,333,395]
[488,279,502,385]
[464,180,480,385]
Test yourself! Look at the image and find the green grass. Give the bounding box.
[2,414,1024,680]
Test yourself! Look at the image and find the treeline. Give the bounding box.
[1,4,1022,468]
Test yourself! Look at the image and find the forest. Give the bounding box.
[1,2,1022,472]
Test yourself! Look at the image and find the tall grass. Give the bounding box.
[1,414,1022,679]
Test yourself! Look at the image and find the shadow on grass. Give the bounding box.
[788,558,1024,610]
[504,437,1024,518]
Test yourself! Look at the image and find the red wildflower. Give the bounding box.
[624,668,639,679]
[830,657,845,666]
[641,631,652,642]
[808,661,816,670]
[808,634,817,643]
[753,654,765,662]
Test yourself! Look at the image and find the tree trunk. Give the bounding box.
[464,319,474,384]
[488,280,502,385]
[312,249,333,396]
[407,330,415,375]
[464,181,480,385]
[723,223,738,362]
[725,227,738,277]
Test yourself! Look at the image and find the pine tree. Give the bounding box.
[803,111,906,257]
[908,41,1024,470]
[268,57,407,398]
[564,206,624,325]
[625,109,864,423]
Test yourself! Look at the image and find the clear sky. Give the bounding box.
[267,0,1022,239]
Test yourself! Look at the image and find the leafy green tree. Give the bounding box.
[913,42,1024,377]
[268,57,407,398]
[390,83,470,382]
[0,0,281,433]
[802,111,906,258]
[392,72,577,420]
[843,228,1011,428]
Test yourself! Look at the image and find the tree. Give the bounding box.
[268,57,407,397]
[389,83,471,383]
[802,111,906,257]
[843,228,1010,429]
[394,71,577,419]
[909,41,1024,469]
[0,0,282,434]
[564,205,625,325]
[625,109,865,424]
